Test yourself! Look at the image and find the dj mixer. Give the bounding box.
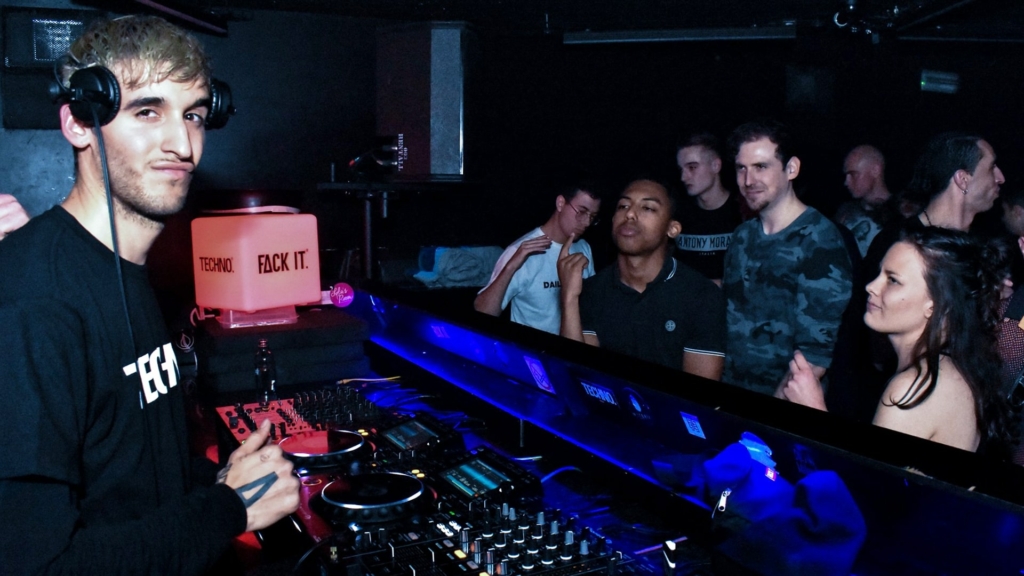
[216,383,669,576]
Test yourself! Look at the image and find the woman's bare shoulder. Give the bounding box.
[874,360,979,450]
[879,368,927,406]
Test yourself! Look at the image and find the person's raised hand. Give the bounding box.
[556,233,589,302]
[508,235,553,270]
[0,194,29,240]
[780,350,827,411]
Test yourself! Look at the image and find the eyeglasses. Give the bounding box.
[567,203,600,226]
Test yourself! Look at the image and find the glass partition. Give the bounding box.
[346,287,1024,574]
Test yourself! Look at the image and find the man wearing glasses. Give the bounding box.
[475,183,602,334]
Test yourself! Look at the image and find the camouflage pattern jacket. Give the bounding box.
[722,207,853,395]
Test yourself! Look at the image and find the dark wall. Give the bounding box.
[192,9,378,275]
[465,31,1024,266]
[0,1,76,216]
[194,11,377,192]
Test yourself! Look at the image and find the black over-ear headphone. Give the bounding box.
[51,65,235,129]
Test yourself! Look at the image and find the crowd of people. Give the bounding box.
[480,121,1022,460]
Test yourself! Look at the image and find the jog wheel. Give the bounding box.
[318,472,429,524]
[278,429,367,468]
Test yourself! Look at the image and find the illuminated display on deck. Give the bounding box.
[382,420,439,451]
[441,458,510,498]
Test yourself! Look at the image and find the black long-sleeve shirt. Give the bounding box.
[0,208,246,575]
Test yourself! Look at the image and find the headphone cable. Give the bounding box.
[90,105,166,506]
[90,106,136,350]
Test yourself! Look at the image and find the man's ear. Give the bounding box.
[667,219,682,239]
[953,169,970,192]
[711,157,722,174]
[555,195,566,212]
[60,103,93,150]
[785,157,801,180]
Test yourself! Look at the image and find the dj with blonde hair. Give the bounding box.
[0,16,298,574]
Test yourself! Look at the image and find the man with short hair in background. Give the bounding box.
[674,132,746,285]
[722,120,853,396]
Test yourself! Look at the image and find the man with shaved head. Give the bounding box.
[558,178,726,380]
[836,144,895,256]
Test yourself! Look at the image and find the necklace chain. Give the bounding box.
[922,210,933,226]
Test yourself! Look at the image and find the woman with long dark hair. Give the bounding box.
[783,227,1012,452]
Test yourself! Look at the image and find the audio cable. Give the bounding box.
[89,105,137,354]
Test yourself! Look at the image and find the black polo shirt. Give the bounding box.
[579,256,726,371]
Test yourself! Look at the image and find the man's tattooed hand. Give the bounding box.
[234,472,278,508]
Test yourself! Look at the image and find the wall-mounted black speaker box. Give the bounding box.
[2,7,102,129]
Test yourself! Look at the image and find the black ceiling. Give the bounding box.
[113,0,1023,41]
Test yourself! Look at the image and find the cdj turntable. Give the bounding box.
[215,384,660,576]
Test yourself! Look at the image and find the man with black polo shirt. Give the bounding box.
[558,179,726,380]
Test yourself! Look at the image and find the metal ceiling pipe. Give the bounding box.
[562,27,798,44]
